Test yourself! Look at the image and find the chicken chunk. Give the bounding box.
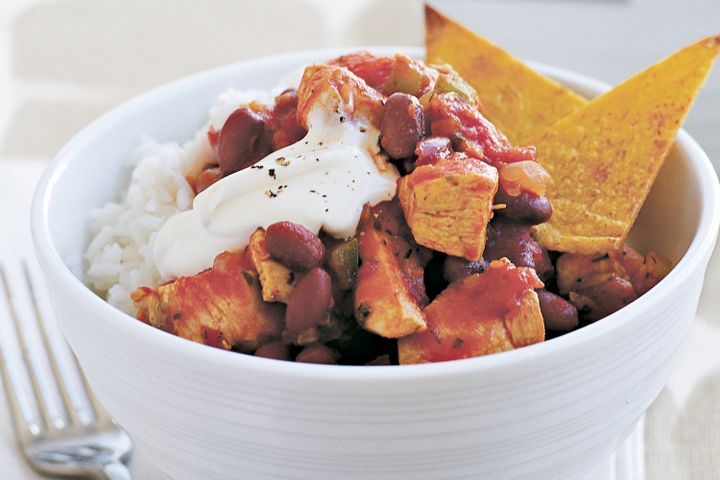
[556,244,671,321]
[296,64,385,130]
[132,251,284,351]
[556,244,670,296]
[354,204,427,338]
[398,152,498,261]
[247,228,300,303]
[398,258,544,364]
[364,200,431,305]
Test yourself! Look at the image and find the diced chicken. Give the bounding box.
[556,244,670,296]
[398,153,498,261]
[295,63,397,176]
[247,228,300,303]
[398,258,544,364]
[354,204,427,338]
[365,200,431,305]
[505,289,546,347]
[132,251,283,351]
[296,64,385,130]
[556,244,671,321]
[632,251,672,295]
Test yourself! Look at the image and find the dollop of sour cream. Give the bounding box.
[153,107,399,280]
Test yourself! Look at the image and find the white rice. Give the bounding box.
[85,88,274,314]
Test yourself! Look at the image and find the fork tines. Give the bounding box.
[0,260,97,440]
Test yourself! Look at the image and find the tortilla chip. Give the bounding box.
[529,36,720,254]
[425,5,588,143]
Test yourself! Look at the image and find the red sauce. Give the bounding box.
[267,89,306,150]
[330,51,394,92]
[408,259,543,362]
[428,93,536,165]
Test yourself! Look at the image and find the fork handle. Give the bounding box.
[96,461,132,480]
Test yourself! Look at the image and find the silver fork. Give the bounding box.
[0,260,133,479]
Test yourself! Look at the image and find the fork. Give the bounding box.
[0,260,133,479]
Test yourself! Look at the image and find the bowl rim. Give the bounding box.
[31,46,720,381]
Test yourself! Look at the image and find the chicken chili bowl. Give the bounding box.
[69,38,716,366]
[31,40,720,479]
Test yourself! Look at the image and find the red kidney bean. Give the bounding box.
[217,107,272,174]
[265,222,325,270]
[415,136,453,166]
[570,275,637,322]
[380,93,424,159]
[295,343,340,364]
[494,186,553,225]
[537,290,579,332]
[194,166,223,194]
[254,341,290,361]
[285,268,333,334]
[443,255,488,283]
[484,218,553,280]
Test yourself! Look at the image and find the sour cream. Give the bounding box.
[154,107,399,280]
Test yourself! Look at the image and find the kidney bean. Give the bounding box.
[484,218,553,280]
[494,186,553,225]
[194,166,223,194]
[537,290,579,332]
[285,268,333,334]
[254,341,290,361]
[295,343,340,364]
[570,275,637,322]
[443,255,488,283]
[380,93,424,159]
[217,107,272,174]
[415,136,453,166]
[265,221,325,270]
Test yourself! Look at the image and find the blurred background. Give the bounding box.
[0,0,718,168]
[0,1,718,479]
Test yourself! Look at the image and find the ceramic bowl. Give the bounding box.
[31,47,720,480]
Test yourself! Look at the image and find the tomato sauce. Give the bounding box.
[408,259,543,362]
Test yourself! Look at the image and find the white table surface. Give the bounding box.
[1,1,719,478]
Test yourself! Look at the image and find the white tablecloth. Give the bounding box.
[1,1,719,478]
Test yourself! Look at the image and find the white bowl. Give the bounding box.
[31,47,720,480]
